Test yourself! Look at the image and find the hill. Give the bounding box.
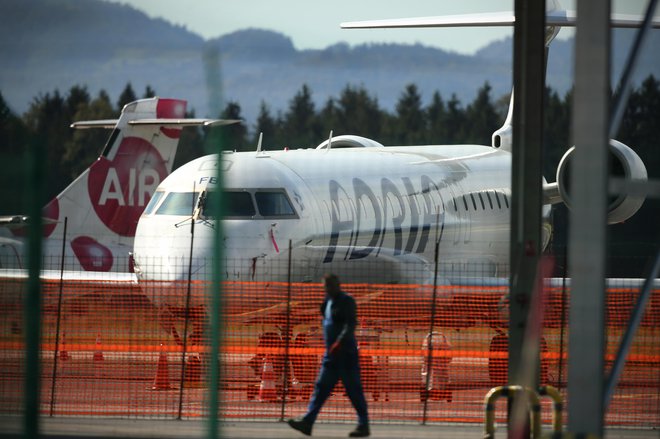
[1,0,659,127]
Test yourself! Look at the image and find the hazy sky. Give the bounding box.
[103,0,657,55]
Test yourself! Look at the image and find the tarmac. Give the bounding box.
[0,416,658,439]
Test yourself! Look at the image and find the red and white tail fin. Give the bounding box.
[8,97,235,272]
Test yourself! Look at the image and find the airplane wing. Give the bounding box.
[0,268,141,313]
[341,11,660,29]
[0,268,138,283]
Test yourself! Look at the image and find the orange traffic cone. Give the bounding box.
[151,344,173,390]
[93,333,104,362]
[184,354,203,387]
[59,331,69,361]
[257,355,277,402]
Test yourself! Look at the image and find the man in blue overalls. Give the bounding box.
[288,273,370,437]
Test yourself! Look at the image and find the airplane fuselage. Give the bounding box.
[133,143,551,308]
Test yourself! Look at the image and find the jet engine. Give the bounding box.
[555,139,647,224]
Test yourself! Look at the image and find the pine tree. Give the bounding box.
[23,90,71,199]
[394,84,426,145]
[427,91,448,144]
[117,82,137,111]
[253,101,279,148]
[444,94,465,144]
[464,82,500,144]
[283,84,319,148]
[65,85,91,119]
[335,85,382,140]
[174,108,206,171]
[63,89,115,180]
[318,97,339,140]
[142,85,157,98]
[221,101,248,151]
[543,86,571,178]
[0,92,29,214]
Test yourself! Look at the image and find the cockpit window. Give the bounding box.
[204,191,256,218]
[196,189,297,219]
[143,190,165,215]
[156,192,197,216]
[255,191,296,217]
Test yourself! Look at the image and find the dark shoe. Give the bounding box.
[348,424,370,437]
[288,417,312,436]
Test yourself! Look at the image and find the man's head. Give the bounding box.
[322,273,341,298]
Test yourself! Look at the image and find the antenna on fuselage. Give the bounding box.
[255,132,263,155]
[327,130,333,151]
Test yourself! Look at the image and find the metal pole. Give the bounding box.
[280,240,293,421]
[49,217,68,417]
[421,208,442,425]
[567,0,610,435]
[178,188,197,419]
[206,123,225,439]
[509,1,545,436]
[25,127,45,439]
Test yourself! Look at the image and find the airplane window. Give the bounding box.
[156,192,198,216]
[503,193,510,208]
[477,193,486,210]
[255,191,296,217]
[203,191,255,218]
[485,192,494,209]
[462,195,469,211]
[144,190,165,215]
[494,191,502,209]
[469,193,478,210]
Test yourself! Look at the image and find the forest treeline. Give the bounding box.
[1,78,659,275]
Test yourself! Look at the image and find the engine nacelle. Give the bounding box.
[556,139,647,224]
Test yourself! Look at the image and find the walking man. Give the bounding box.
[288,273,370,437]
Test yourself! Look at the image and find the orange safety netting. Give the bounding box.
[0,260,658,427]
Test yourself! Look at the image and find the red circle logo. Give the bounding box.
[88,137,168,237]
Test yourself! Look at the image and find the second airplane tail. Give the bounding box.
[7,97,235,272]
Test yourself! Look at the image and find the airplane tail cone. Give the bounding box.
[59,331,69,361]
[93,333,104,363]
[258,355,278,402]
[151,344,174,391]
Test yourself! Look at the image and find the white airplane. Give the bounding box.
[131,1,657,324]
[0,97,234,274]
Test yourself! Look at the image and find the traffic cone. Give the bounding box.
[59,331,69,361]
[183,354,204,388]
[93,333,104,362]
[151,344,173,390]
[257,355,277,402]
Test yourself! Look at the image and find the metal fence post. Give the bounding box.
[49,217,68,416]
[280,240,293,421]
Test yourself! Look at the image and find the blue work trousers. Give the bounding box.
[303,354,369,426]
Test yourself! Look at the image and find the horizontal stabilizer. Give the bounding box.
[70,120,118,129]
[341,11,660,30]
[128,118,242,127]
[0,215,58,227]
[72,118,241,129]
